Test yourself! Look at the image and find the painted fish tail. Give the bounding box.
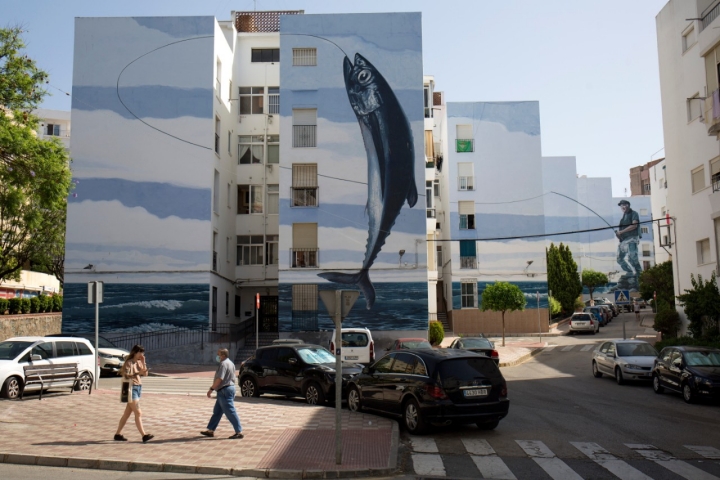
[317,270,376,309]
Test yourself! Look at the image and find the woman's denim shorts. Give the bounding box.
[131,385,142,401]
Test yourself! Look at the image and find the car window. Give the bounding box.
[297,347,335,364]
[75,342,93,356]
[276,347,296,363]
[257,348,277,361]
[574,314,591,321]
[661,348,673,363]
[459,338,493,349]
[670,351,682,366]
[399,340,432,349]
[372,355,394,373]
[0,341,33,361]
[29,343,52,361]
[413,357,428,376]
[55,341,77,357]
[606,343,616,356]
[391,353,416,374]
[599,342,610,353]
[685,351,720,366]
[341,332,368,347]
[438,358,499,387]
[617,343,657,357]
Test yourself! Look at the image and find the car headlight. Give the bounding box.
[98,352,114,359]
[625,364,643,370]
[695,377,712,386]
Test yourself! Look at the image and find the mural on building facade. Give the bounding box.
[615,199,642,291]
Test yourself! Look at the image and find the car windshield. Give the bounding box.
[617,343,657,357]
[573,314,592,321]
[400,340,432,349]
[0,341,33,361]
[341,332,368,347]
[459,338,493,349]
[685,351,720,367]
[297,347,336,364]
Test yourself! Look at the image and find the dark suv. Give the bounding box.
[238,343,363,405]
[346,349,509,434]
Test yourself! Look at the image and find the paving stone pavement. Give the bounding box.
[0,389,397,477]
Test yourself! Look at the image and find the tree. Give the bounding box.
[546,242,582,315]
[0,27,72,283]
[639,260,674,308]
[653,299,680,338]
[677,273,720,338]
[481,282,526,347]
[582,269,608,304]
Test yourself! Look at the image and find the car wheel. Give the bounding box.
[304,382,325,405]
[476,419,500,430]
[615,368,624,386]
[683,383,696,404]
[403,398,428,434]
[2,376,22,399]
[240,377,259,397]
[592,361,603,378]
[652,374,664,394]
[347,386,361,412]
[74,372,92,391]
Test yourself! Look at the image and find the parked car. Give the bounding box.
[47,333,128,375]
[329,327,375,364]
[652,346,720,403]
[447,336,499,365]
[598,305,613,323]
[587,298,619,317]
[387,338,432,351]
[238,343,363,405]
[0,336,95,399]
[583,307,607,327]
[346,349,509,434]
[568,313,598,335]
[592,340,658,384]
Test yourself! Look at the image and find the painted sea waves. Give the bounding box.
[279,282,428,332]
[61,283,210,333]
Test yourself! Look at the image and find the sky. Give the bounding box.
[5,0,668,197]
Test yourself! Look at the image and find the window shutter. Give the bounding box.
[292,164,318,187]
[457,124,473,139]
[711,159,720,176]
[293,108,317,126]
[458,201,474,215]
[292,223,318,249]
[460,240,476,257]
[692,167,706,193]
[458,163,473,177]
[424,131,434,159]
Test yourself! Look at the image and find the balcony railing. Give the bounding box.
[456,139,474,152]
[426,208,436,219]
[291,248,318,268]
[713,172,720,192]
[460,256,477,269]
[291,187,318,207]
[269,94,279,114]
[702,2,720,31]
[293,125,316,147]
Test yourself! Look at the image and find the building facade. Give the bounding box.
[649,158,672,264]
[629,159,663,196]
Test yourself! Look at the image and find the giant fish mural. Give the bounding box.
[317,53,418,309]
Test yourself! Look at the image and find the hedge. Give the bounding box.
[0,298,7,314]
[0,295,63,314]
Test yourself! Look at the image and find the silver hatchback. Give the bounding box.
[569,313,598,334]
[592,340,658,384]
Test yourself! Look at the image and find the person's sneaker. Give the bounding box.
[114,434,127,441]
[229,432,244,439]
[142,434,154,443]
[200,430,214,437]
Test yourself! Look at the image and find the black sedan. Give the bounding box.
[238,343,362,405]
[447,336,499,365]
[652,346,720,403]
[346,349,509,434]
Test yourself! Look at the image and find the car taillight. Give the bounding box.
[490,350,499,359]
[425,384,448,399]
[590,320,594,325]
[500,383,508,397]
[330,341,335,353]
[370,341,375,361]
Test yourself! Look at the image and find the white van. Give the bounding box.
[329,328,375,364]
[0,337,96,399]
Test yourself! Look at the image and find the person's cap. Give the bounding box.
[618,199,630,206]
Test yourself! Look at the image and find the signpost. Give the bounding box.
[319,289,360,465]
[255,293,260,352]
[87,281,103,389]
[536,291,541,343]
[614,289,631,340]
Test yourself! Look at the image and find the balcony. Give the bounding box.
[456,139,474,152]
[291,187,318,207]
[705,90,720,136]
[460,256,477,269]
[713,172,720,192]
[293,125,316,147]
[291,248,318,268]
[702,2,720,31]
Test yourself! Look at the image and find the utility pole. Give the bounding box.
[87,281,103,389]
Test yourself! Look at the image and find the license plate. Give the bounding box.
[463,388,488,397]
[345,356,359,360]
[575,322,587,326]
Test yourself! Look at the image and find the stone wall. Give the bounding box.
[0,313,62,341]
[449,309,550,336]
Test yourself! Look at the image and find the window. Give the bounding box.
[642,244,652,257]
[228,80,232,103]
[238,135,264,164]
[424,85,432,118]
[292,284,319,330]
[76,342,92,356]
[711,157,720,192]
[268,87,280,114]
[392,353,416,374]
[238,185,263,214]
[682,26,696,53]
[216,59,222,96]
[267,135,279,164]
[292,164,318,206]
[213,233,218,271]
[461,280,477,308]
[251,48,279,62]
[237,235,264,266]
[458,163,474,190]
[45,123,60,136]
[214,116,220,154]
[460,240,477,269]
[267,184,279,215]
[227,131,232,154]
[55,341,76,357]
[292,223,318,268]
[692,165,706,193]
[239,87,264,115]
[643,184,651,193]
[643,261,651,271]
[641,226,649,235]
[697,238,711,265]
[293,108,317,147]
[434,179,440,197]
[640,208,648,216]
[426,181,434,210]
[225,292,229,316]
[234,295,241,317]
[293,48,317,66]
[266,235,279,265]
[687,94,702,122]
[456,124,474,152]
[226,236,230,263]
[213,170,220,214]
[436,245,443,268]
[459,201,475,229]
[227,183,231,208]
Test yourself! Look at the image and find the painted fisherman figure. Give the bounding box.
[615,200,642,291]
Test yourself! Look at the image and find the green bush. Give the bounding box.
[52,295,63,312]
[29,296,40,313]
[8,298,22,314]
[428,321,445,346]
[39,295,50,312]
[573,297,585,311]
[655,336,720,352]
[653,300,681,338]
[0,298,8,314]
[20,298,31,314]
[548,296,562,317]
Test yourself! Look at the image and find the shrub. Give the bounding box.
[52,295,63,312]
[428,321,445,346]
[8,298,22,314]
[653,300,681,338]
[40,295,50,312]
[29,296,40,313]
[20,298,31,314]
[548,296,562,317]
[0,298,7,314]
[573,297,585,311]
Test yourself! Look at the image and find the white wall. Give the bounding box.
[649,159,671,264]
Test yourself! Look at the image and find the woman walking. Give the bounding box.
[115,344,154,443]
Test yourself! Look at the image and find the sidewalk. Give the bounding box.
[0,390,398,478]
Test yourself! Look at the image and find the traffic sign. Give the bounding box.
[256,293,260,309]
[614,290,631,305]
[319,290,360,322]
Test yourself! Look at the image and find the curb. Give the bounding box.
[499,346,544,368]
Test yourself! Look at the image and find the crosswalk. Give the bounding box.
[542,343,598,354]
[407,437,720,479]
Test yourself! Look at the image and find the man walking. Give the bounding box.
[615,200,643,292]
[201,348,243,439]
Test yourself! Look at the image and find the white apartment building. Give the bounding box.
[34,109,71,150]
[649,159,672,264]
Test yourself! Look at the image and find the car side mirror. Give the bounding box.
[288,358,297,364]
[30,354,42,362]
[362,366,370,375]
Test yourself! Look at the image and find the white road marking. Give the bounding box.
[516,440,582,480]
[411,453,445,477]
[626,444,719,480]
[580,344,594,351]
[470,455,517,480]
[462,438,496,456]
[571,442,653,480]
[685,445,720,459]
[543,345,557,353]
[561,345,575,352]
[409,436,438,453]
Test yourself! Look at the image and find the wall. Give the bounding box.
[0,314,62,341]
[649,160,671,264]
[145,340,239,365]
[449,309,550,336]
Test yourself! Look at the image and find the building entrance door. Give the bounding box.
[259,296,279,332]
